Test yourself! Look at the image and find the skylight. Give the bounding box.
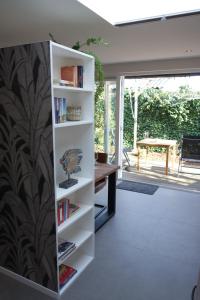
[78,0,200,25]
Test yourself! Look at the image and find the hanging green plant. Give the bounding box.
[72,37,108,103]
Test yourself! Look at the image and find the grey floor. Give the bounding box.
[1,187,200,300]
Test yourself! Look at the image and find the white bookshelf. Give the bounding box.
[0,40,95,299]
[51,41,95,297]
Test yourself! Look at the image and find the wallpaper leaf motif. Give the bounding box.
[0,41,57,291]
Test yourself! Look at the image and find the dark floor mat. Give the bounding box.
[117,180,159,195]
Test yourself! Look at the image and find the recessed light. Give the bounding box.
[185,49,193,53]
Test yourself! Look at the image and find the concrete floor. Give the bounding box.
[0,187,200,300]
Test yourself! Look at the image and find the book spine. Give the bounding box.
[66,199,69,219]
[78,66,83,88]
[63,199,66,221]
[80,66,83,88]
[61,202,64,223]
[58,201,64,225]
[54,97,59,123]
[59,202,62,224]
[63,98,67,122]
[59,98,63,123]
[74,66,78,87]
[57,203,60,225]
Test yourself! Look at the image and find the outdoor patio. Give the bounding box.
[122,151,200,192]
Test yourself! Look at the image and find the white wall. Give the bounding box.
[103,57,200,79]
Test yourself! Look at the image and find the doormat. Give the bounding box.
[117,180,159,195]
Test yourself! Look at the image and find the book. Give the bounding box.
[59,264,77,289]
[60,98,67,122]
[61,66,77,87]
[57,198,69,225]
[63,198,69,221]
[59,79,74,86]
[77,65,83,88]
[57,200,65,226]
[57,199,80,223]
[54,97,67,124]
[58,238,76,260]
[68,203,80,217]
[54,97,59,123]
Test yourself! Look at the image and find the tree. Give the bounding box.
[123,86,200,149]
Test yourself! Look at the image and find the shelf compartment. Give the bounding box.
[58,205,93,233]
[56,177,93,201]
[59,253,93,295]
[54,120,93,128]
[58,230,93,265]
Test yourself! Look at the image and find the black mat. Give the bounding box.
[95,204,106,218]
[117,180,159,195]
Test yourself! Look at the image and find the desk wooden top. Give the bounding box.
[95,163,120,183]
[137,138,177,147]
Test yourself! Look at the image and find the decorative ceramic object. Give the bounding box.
[59,149,83,189]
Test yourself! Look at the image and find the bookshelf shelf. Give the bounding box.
[53,84,93,93]
[0,40,95,298]
[56,177,93,201]
[54,120,93,128]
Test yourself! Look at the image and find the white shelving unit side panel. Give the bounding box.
[50,41,61,293]
[0,266,58,299]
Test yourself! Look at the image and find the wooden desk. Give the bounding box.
[95,163,119,232]
[137,138,177,176]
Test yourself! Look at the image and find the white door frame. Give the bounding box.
[115,76,125,178]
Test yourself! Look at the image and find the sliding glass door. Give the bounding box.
[95,80,117,162]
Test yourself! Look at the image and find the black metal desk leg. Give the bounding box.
[108,171,116,215]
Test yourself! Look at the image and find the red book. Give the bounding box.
[59,264,77,288]
[57,205,60,225]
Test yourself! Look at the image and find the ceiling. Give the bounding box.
[0,0,200,64]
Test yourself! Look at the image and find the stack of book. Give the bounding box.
[57,198,80,226]
[59,264,77,289]
[58,238,76,261]
[54,97,67,123]
[61,65,83,88]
